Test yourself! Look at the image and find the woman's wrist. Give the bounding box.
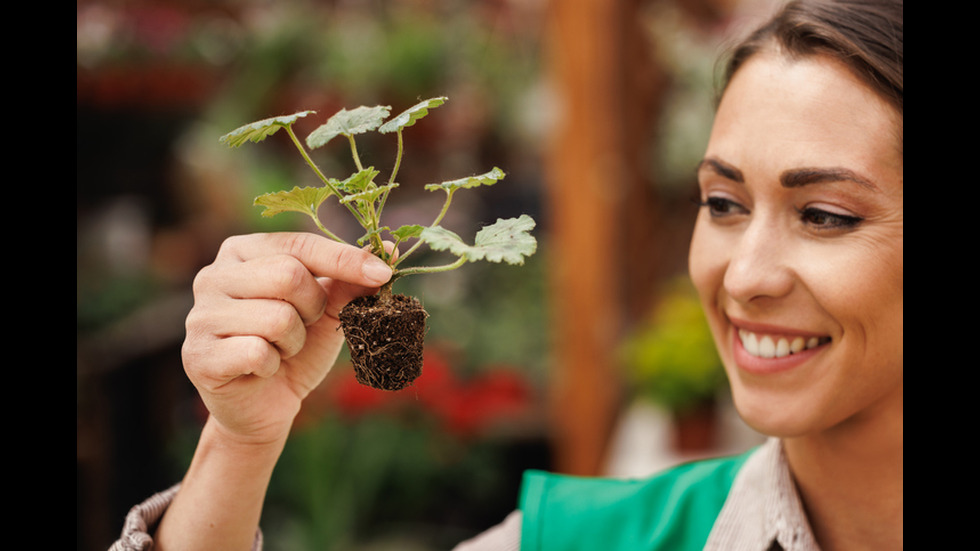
[202,413,293,453]
[154,416,289,550]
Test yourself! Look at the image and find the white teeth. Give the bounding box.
[775,337,790,357]
[739,330,827,359]
[790,337,805,354]
[759,335,776,358]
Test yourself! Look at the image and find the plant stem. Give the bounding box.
[394,256,467,277]
[389,130,404,186]
[366,202,385,260]
[377,279,395,304]
[395,240,424,268]
[286,127,339,196]
[342,133,386,257]
[310,215,348,244]
[429,190,455,228]
[286,126,368,230]
[394,190,455,266]
[377,129,403,219]
[348,134,364,171]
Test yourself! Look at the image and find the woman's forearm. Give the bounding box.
[154,416,289,551]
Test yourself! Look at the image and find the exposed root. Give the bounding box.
[339,293,427,391]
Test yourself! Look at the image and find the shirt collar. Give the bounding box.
[705,438,821,551]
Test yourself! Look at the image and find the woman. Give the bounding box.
[688,1,903,547]
[111,0,902,549]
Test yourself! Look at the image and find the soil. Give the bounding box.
[339,293,428,391]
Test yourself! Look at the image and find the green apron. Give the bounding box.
[519,449,754,551]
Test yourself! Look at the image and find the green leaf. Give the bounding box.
[306,105,392,149]
[336,168,381,194]
[357,227,390,247]
[253,186,335,218]
[219,111,315,147]
[339,183,399,205]
[379,97,448,134]
[418,226,466,257]
[420,214,537,265]
[391,224,424,241]
[424,167,506,193]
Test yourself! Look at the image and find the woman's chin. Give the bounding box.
[729,388,819,439]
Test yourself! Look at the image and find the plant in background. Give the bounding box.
[619,277,725,416]
[220,97,537,391]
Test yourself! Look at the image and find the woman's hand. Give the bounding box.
[156,233,392,550]
[181,232,393,446]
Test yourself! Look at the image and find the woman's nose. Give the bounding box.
[722,219,794,304]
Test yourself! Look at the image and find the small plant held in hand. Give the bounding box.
[220,97,537,391]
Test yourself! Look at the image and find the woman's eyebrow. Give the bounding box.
[697,158,879,192]
[696,157,744,183]
[780,167,879,191]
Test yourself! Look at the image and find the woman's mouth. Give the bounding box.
[737,329,831,359]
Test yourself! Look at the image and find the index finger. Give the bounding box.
[219,233,393,287]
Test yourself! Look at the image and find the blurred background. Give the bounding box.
[77,0,779,549]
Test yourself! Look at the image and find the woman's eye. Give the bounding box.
[798,207,863,229]
[700,196,747,218]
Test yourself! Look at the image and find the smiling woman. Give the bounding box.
[690,53,904,441]
[110,1,902,550]
[506,1,901,549]
[686,2,903,549]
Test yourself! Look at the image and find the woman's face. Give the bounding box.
[688,52,903,437]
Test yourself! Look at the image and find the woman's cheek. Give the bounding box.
[688,220,727,303]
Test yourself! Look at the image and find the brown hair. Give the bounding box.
[722,0,903,116]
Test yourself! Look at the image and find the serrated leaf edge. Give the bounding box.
[253,185,334,218]
[379,96,448,134]
[306,105,392,149]
[423,167,506,193]
[219,111,315,147]
[420,215,536,265]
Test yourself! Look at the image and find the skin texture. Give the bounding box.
[155,232,392,551]
[688,51,902,549]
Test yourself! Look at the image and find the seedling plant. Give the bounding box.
[220,97,537,390]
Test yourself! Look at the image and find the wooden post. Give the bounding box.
[543,0,631,476]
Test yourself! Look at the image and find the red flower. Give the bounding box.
[438,368,532,436]
[322,346,533,437]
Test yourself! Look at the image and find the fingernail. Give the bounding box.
[362,259,392,285]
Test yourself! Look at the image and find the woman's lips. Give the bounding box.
[729,322,831,374]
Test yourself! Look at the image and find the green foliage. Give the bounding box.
[423,166,506,193]
[620,278,726,414]
[253,185,335,219]
[379,96,447,134]
[305,106,391,149]
[263,413,518,550]
[220,97,537,286]
[219,111,315,148]
[422,215,537,265]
